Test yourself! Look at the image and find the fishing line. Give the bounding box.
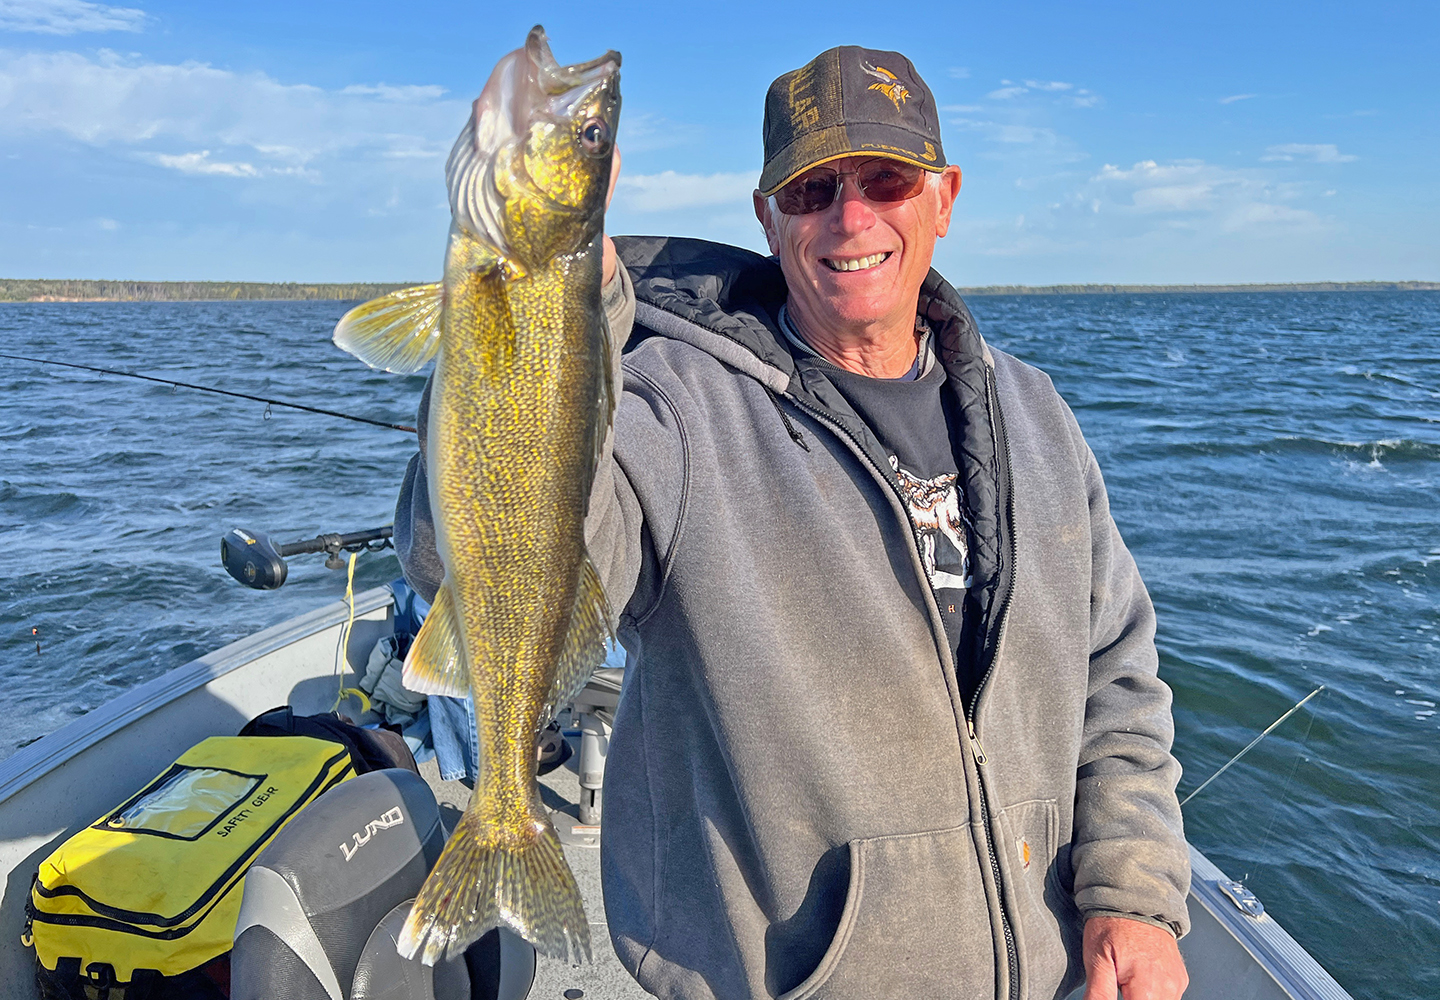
[1256,707,1320,857]
[0,352,416,434]
[1180,684,1327,807]
[332,549,373,716]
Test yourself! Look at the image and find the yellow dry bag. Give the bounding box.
[26,735,353,991]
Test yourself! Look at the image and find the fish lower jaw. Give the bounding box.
[821,251,892,273]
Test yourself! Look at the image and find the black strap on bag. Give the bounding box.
[239,707,419,776]
[36,956,230,1000]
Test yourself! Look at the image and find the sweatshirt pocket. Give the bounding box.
[778,823,995,1000]
[995,798,1082,1000]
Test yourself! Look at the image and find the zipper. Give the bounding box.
[967,719,988,765]
[967,363,1019,723]
[966,362,1021,1000]
[789,380,1022,1000]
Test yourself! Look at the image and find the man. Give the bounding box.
[397,44,1190,1000]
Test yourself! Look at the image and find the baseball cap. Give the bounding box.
[758,45,946,197]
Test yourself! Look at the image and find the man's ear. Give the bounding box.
[934,165,962,239]
[753,190,782,255]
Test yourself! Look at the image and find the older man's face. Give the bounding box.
[755,158,961,341]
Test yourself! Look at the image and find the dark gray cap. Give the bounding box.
[759,45,946,196]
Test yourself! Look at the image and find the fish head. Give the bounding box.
[447,26,620,273]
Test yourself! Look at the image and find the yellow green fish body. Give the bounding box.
[332,26,619,965]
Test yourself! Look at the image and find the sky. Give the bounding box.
[0,0,1435,285]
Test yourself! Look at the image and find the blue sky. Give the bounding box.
[1,0,1435,284]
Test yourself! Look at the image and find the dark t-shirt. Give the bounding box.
[822,360,974,665]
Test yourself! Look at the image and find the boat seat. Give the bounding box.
[230,768,535,1000]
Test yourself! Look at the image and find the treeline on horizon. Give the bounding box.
[2,277,1437,302]
[0,279,418,302]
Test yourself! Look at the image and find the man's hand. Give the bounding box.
[602,144,622,287]
[1081,916,1188,1000]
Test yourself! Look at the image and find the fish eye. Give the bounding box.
[579,117,612,157]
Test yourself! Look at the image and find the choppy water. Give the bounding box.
[2,293,1437,999]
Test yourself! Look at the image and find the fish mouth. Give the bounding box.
[820,251,893,273]
[526,25,620,93]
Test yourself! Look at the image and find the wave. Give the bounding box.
[1132,436,1440,462]
[0,482,91,520]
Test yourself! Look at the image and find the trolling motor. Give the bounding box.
[221,525,394,590]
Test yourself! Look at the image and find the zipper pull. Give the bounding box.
[967,720,988,765]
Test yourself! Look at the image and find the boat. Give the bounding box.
[0,583,1355,999]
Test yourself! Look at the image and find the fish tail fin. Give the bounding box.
[398,806,591,966]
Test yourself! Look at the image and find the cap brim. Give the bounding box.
[758,122,945,196]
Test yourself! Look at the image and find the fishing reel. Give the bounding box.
[221,525,394,590]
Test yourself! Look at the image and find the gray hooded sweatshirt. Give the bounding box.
[395,237,1189,1000]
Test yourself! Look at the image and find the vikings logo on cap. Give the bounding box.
[861,61,910,110]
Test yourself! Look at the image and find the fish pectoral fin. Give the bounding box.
[332,282,444,373]
[552,552,615,707]
[403,582,469,697]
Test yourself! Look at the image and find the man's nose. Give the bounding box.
[829,178,877,234]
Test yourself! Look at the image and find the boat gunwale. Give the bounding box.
[0,584,395,804]
[1187,847,1352,1000]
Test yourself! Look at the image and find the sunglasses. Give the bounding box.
[774,158,927,216]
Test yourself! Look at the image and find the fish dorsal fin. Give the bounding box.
[333,283,444,374]
[551,552,614,708]
[403,581,469,697]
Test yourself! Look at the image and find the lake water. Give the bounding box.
[2,292,1436,999]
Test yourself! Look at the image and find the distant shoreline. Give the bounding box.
[0,280,419,303]
[2,277,1437,302]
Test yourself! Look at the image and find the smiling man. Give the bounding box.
[397,43,1190,1000]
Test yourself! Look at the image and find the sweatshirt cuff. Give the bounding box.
[1081,909,1183,939]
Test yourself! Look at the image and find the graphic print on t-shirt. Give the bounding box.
[890,455,972,591]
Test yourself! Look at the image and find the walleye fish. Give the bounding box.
[331,26,620,965]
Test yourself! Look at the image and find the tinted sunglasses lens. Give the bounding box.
[857,161,925,202]
[776,171,839,215]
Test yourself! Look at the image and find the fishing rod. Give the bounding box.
[0,352,416,434]
[1179,684,1326,807]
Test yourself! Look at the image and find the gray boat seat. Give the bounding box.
[231,768,535,1000]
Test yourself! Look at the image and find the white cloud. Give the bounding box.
[948,66,970,79]
[0,49,466,182]
[615,170,756,212]
[983,79,1098,107]
[1219,93,1256,104]
[0,0,144,34]
[338,83,448,102]
[1091,158,1324,232]
[149,150,258,177]
[1261,143,1357,163]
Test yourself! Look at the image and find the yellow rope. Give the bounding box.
[332,550,372,715]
